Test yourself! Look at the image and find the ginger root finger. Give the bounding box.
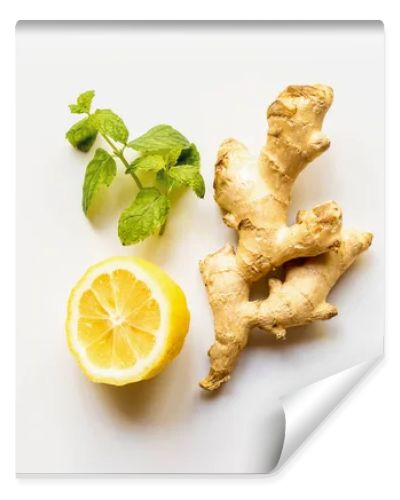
[249,230,373,335]
[199,244,249,390]
[236,200,342,281]
[214,85,341,282]
[199,231,372,391]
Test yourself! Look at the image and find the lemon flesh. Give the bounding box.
[66,257,190,385]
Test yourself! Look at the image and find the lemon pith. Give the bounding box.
[66,257,190,385]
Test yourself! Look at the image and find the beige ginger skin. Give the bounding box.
[199,85,372,391]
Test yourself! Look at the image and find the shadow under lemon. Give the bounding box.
[94,341,195,426]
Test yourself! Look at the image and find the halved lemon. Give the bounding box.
[66,257,190,385]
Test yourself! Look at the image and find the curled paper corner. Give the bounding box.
[272,356,382,472]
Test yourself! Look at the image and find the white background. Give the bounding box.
[15,21,384,474]
[1,0,399,497]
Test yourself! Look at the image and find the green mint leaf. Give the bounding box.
[69,90,95,114]
[156,169,174,189]
[128,154,165,174]
[118,188,170,245]
[66,117,98,152]
[168,164,206,198]
[82,148,117,214]
[177,143,200,167]
[163,147,182,168]
[127,124,190,153]
[91,109,129,143]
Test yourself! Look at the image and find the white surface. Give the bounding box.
[16,21,384,474]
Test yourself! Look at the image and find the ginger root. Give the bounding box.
[199,85,372,391]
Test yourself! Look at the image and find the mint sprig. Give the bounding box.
[66,90,205,245]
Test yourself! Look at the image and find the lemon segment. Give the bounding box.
[66,257,190,385]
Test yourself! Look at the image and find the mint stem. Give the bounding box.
[158,184,174,235]
[100,132,143,190]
